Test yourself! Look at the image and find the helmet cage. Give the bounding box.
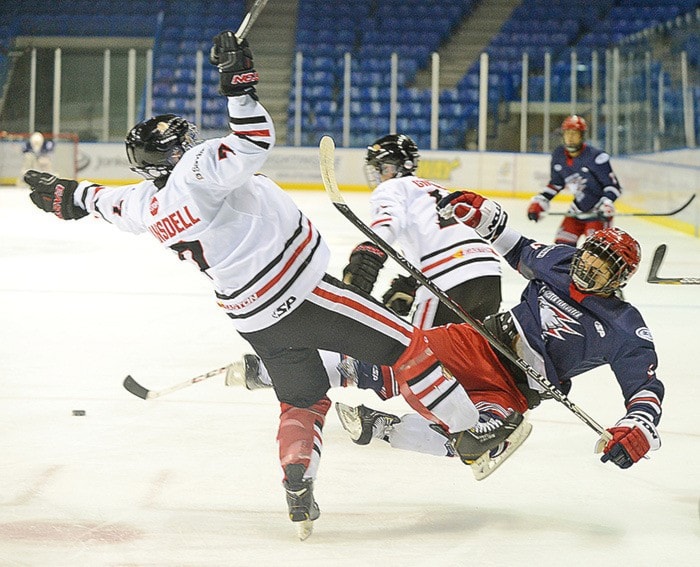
[125,115,199,180]
[365,134,419,188]
[570,228,641,294]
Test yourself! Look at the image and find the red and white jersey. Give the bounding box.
[74,96,330,333]
[368,176,500,305]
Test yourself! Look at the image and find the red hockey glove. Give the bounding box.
[527,194,550,222]
[437,191,508,242]
[342,241,387,293]
[25,170,88,220]
[600,426,650,469]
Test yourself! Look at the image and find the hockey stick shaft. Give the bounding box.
[123,365,230,400]
[647,244,700,285]
[319,135,609,439]
[549,193,696,219]
[235,0,269,40]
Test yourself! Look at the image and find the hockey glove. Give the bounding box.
[437,191,508,242]
[598,414,660,469]
[382,275,419,316]
[25,170,88,220]
[594,196,615,219]
[527,194,550,222]
[209,31,258,98]
[342,241,387,293]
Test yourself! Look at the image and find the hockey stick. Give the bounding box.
[123,365,243,400]
[647,244,700,285]
[319,135,610,441]
[235,0,269,40]
[549,193,696,219]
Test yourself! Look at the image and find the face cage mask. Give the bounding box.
[570,246,628,295]
[129,123,200,181]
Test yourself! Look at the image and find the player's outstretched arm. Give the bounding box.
[25,170,88,220]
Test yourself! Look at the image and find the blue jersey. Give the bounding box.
[503,235,663,426]
[543,144,621,213]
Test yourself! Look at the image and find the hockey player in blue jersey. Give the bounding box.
[337,190,663,472]
[527,115,622,245]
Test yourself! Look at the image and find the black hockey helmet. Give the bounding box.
[570,227,641,294]
[125,114,199,181]
[365,134,420,187]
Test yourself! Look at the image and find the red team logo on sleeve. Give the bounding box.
[150,196,159,216]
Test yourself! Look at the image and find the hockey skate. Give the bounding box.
[224,354,272,390]
[283,464,320,541]
[448,411,532,480]
[335,402,401,445]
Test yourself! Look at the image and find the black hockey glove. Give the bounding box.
[382,275,419,316]
[342,241,387,294]
[25,170,88,220]
[209,31,258,98]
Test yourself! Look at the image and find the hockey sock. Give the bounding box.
[277,396,331,481]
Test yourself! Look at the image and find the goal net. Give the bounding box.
[0,131,79,186]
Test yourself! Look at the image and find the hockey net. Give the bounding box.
[0,131,79,186]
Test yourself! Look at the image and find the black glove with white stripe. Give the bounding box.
[209,31,258,98]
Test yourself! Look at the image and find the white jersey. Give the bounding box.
[74,96,330,333]
[368,176,500,306]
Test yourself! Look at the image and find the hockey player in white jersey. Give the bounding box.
[24,32,532,538]
[242,134,505,401]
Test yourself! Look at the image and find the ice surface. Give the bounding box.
[1,186,698,566]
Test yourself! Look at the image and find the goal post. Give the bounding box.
[0,131,79,186]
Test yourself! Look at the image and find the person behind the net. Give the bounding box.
[526,115,622,246]
[337,190,664,473]
[242,133,504,406]
[18,131,55,185]
[23,32,532,538]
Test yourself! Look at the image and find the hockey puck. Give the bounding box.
[72,410,86,416]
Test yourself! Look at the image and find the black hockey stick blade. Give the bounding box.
[647,244,700,285]
[123,375,150,400]
[319,135,610,440]
[550,193,696,219]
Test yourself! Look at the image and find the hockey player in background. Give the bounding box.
[23,32,532,539]
[338,191,664,473]
[527,115,622,245]
[18,131,54,185]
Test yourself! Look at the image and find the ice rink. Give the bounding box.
[1,184,698,566]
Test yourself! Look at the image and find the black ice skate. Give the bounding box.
[283,463,320,540]
[335,402,401,445]
[449,411,532,480]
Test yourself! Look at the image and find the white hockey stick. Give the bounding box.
[235,0,269,40]
[319,135,611,443]
[123,364,246,400]
[647,244,700,285]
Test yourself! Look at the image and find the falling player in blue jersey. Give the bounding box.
[338,190,663,472]
[527,115,622,245]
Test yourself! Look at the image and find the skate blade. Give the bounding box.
[224,362,244,386]
[335,402,363,442]
[470,420,533,481]
[296,519,314,540]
